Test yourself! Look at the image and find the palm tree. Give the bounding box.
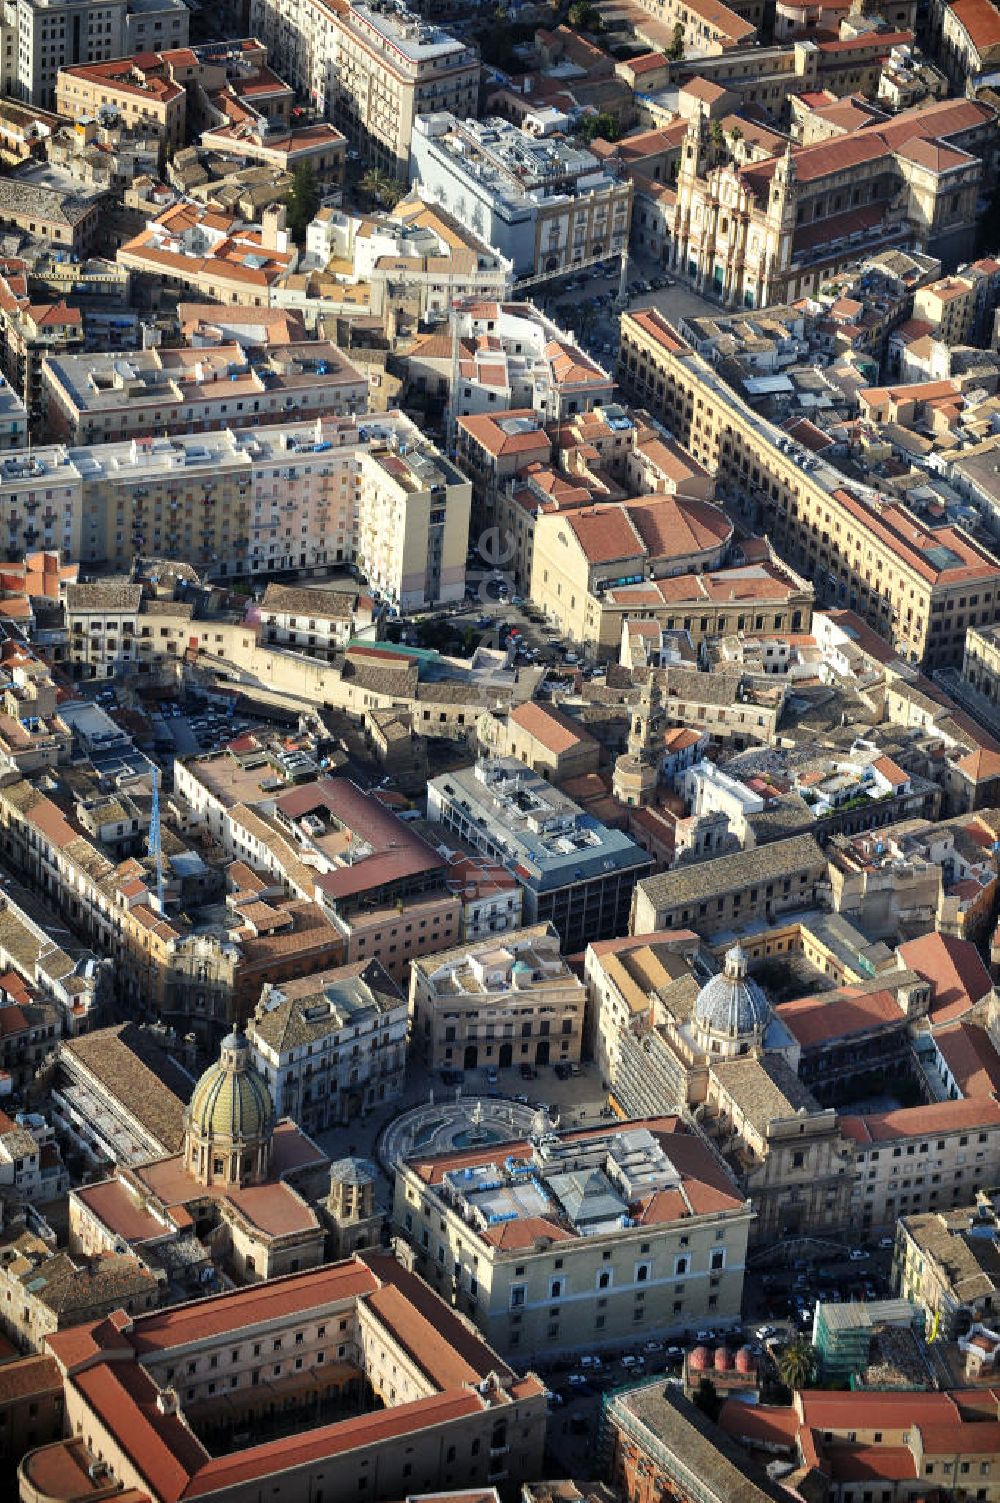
[709,119,725,156]
[361,168,404,209]
[775,1336,816,1393]
[729,124,744,160]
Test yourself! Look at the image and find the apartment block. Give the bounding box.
[248,958,408,1132]
[56,54,187,152]
[618,307,1000,668]
[0,413,469,605]
[409,922,587,1071]
[426,758,653,952]
[42,341,368,444]
[411,114,631,280]
[844,1097,1000,1233]
[393,1118,751,1360]
[249,0,479,175]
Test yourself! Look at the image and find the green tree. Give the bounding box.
[361,168,404,209]
[667,21,685,59]
[709,119,725,154]
[729,124,743,153]
[284,161,320,241]
[775,1336,816,1394]
[579,110,619,144]
[568,0,602,28]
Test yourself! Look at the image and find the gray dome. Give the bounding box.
[694,945,770,1040]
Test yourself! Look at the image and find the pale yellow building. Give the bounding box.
[56,57,187,154]
[409,922,587,1071]
[530,492,733,654]
[913,274,979,344]
[618,306,1000,669]
[394,1116,752,1360]
[844,1097,1000,1234]
[30,1250,547,1503]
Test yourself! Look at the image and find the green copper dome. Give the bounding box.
[188,1029,274,1144]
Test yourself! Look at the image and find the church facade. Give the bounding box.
[668,95,996,308]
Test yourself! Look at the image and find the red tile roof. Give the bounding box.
[840,1095,1000,1143]
[950,0,1000,52]
[934,1021,1000,1099]
[509,700,597,755]
[776,988,906,1048]
[897,932,992,1022]
[827,1444,917,1482]
[128,1261,379,1356]
[185,1392,484,1496]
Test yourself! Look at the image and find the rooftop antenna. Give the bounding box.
[148,763,164,911]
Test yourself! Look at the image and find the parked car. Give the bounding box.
[849,1248,869,1262]
[484,1066,498,1085]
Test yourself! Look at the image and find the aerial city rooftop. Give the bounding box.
[0,0,998,1499]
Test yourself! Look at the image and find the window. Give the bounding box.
[674,1255,689,1277]
[510,1284,526,1309]
[711,1249,726,1272]
[635,1261,650,1283]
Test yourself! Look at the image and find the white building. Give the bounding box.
[248,959,408,1132]
[411,114,632,280]
[406,298,613,423]
[678,760,765,846]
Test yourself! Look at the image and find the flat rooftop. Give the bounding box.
[429,758,649,890]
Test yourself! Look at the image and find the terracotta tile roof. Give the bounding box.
[625,495,731,558]
[872,755,908,786]
[73,1178,168,1244]
[950,0,1000,51]
[457,409,549,459]
[0,1353,60,1403]
[934,1021,1000,1098]
[718,1400,800,1446]
[628,307,691,354]
[565,505,644,563]
[627,51,670,74]
[186,1391,484,1496]
[798,1388,968,1431]
[73,1360,206,1502]
[897,932,993,1022]
[841,1095,1000,1143]
[776,988,906,1048]
[509,700,597,755]
[680,75,728,102]
[129,1260,378,1356]
[828,1444,917,1482]
[896,137,972,172]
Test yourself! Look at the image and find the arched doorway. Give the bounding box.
[464,1044,478,1069]
[535,1041,550,1066]
[499,1043,513,1068]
